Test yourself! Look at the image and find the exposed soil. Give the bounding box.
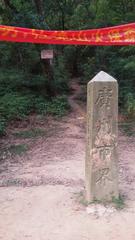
[0,80,135,240]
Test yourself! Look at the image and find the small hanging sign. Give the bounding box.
[41,50,54,59]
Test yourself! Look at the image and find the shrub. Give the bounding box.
[0,93,33,120]
[34,96,50,115]
[0,69,27,96]
[35,95,70,117]
[48,95,70,116]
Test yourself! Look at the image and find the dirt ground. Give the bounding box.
[0,81,135,240]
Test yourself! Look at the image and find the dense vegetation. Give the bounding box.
[0,0,135,134]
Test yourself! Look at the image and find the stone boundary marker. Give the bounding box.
[85,71,119,202]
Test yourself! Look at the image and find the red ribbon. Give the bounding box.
[0,23,135,45]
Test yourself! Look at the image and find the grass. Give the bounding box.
[90,195,125,210]
[35,95,70,117]
[76,191,125,210]
[13,128,46,139]
[112,195,125,210]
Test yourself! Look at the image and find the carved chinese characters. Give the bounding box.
[85,71,119,202]
[95,87,113,109]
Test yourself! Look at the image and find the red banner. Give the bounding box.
[0,23,135,45]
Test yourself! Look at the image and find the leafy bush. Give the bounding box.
[0,93,70,135]
[48,95,70,116]
[0,0,135,125]
[81,57,97,83]
[0,69,27,96]
[34,96,50,115]
[35,95,70,117]
[0,93,33,120]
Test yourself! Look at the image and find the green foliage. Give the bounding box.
[0,93,70,135]
[112,196,125,210]
[35,95,70,117]
[0,93,33,120]
[49,95,70,116]
[0,69,26,96]
[77,191,125,209]
[0,0,135,132]
[63,46,79,76]
[34,96,50,115]
[81,57,97,83]
[53,56,70,94]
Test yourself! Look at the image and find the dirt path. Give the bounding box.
[0,80,135,240]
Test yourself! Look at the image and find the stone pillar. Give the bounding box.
[85,71,119,202]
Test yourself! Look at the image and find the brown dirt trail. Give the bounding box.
[0,80,135,240]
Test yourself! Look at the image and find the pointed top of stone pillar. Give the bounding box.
[89,71,117,83]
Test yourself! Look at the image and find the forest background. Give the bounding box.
[0,0,135,135]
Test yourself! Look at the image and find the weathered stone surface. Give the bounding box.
[85,71,119,202]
